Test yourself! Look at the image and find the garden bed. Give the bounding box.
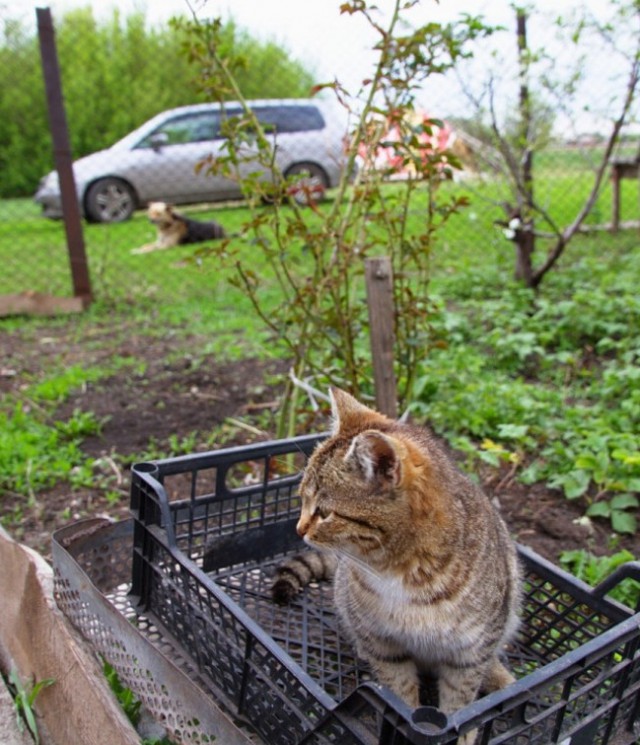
[1,316,637,566]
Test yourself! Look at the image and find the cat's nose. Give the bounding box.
[296,519,309,537]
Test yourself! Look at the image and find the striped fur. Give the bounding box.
[272,550,336,605]
[272,388,521,744]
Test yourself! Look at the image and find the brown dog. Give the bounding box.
[131,202,226,254]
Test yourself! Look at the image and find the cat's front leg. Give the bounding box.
[481,656,515,693]
[365,651,421,709]
[438,665,484,745]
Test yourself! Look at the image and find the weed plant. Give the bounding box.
[411,229,640,537]
[560,549,640,609]
[103,661,175,745]
[6,669,54,745]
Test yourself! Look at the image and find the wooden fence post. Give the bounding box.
[365,256,398,419]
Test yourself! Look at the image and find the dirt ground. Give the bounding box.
[2,316,637,566]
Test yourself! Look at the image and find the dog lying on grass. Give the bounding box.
[131,202,226,254]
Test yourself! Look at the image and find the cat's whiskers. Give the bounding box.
[335,547,384,581]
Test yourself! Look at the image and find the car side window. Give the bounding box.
[252,106,325,134]
[137,112,222,148]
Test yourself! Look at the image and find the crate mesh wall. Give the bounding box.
[53,519,243,745]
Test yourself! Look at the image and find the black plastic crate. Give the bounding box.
[130,434,640,745]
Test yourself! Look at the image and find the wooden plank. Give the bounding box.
[0,526,141,745]
[365,256,398,419]
[0,293,86,317]
[610,160,640,233]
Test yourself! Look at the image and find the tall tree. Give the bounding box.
[0,19,49,196]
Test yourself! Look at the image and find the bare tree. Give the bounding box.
[458,2,640,289]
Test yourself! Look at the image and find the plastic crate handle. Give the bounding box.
[592,561,640,610]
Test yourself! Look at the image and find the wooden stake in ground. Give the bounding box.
[365,256,398,419]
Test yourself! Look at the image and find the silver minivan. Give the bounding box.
[35,99,347,223]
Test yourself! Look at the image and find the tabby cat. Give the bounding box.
[272,388,521,744]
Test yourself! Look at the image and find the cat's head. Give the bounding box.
[296,388,450,567]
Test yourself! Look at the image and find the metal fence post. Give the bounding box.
[37,6,92,305]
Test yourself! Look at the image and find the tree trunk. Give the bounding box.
[515,10,535,288]
[514,227,534,286]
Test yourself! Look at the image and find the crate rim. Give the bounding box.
[130,432,326,550]
[441,610,640,738]
[517,542,638,621]
[132,432,327,478]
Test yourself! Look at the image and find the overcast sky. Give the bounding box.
[4,0,636,134]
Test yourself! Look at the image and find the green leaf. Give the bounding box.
[611,510,637,535]
[574,453,598,470]
[478,449,501,467]
[497,423,529,439]
[23,704,38,745]
[28,679,54,706]
[586,502,611,518]
[549,470,590,499]
[612,449,640,465]
[610,493,640,511]
[520,462,542,485]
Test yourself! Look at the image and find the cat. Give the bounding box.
[272,388,521,745]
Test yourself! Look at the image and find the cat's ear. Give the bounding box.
[329,387,381,435]
[345,430,401,489]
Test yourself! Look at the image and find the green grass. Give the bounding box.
[2,143,638,302]
[1,148,639,566]
[0,362,137,500]
[6,669,55,745]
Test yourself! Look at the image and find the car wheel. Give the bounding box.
[284,163,329,206]
[85,178,136,223]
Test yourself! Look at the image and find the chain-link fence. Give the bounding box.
[1,1,638,313]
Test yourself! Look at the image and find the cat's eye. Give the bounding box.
[313,505,331,520]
